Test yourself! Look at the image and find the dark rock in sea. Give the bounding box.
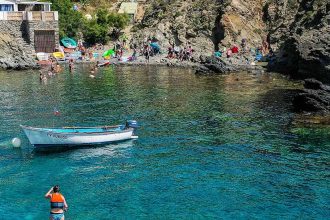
[304,78,330,91]
[195,54,264,75]
[195,55,240,74]
[303,78,324,90]
[293,79,330,112]
[195,65,211,75]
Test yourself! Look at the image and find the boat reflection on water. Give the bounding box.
[70,140,135,160]
[32,139,135,157]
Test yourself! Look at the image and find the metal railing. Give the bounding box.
[0,11,58,21]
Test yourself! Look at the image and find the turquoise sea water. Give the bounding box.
[0,65,329,219]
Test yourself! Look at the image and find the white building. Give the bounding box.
[0,0,59,53]
[0,0,51,12]
[118,2,138,23]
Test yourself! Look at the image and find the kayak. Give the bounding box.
[61,37,77,49]
[53,52,65,60]
[36,52,49,61]
[98,61,111,67]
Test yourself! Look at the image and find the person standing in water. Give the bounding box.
[45,185,68,220]
[69,59,74,72]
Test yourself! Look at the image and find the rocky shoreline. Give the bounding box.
[0,33,38,70]
[195,54,265,74]
[293,79,330,113]
[107,52,266,75]
[54,52,265,74]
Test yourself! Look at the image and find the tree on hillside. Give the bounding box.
[71,0,111,8]
[79,0,90,7]
[96,9,108,25]
[83,19,109,45]
[82,9,130,45]
[107,13,130,38]
[48,0,84,39]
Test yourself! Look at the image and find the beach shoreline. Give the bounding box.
[37,52,266,75]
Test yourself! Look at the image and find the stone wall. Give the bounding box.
[0,20,30,43]
[27,20,59,50]
[0,19,59,69]
[0,21,37,69]
[0,19,59,54]
[0,20,35,57]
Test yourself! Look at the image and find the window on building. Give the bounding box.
[18,4,43,11]
[0,4,14,11]
[44,4,50,11]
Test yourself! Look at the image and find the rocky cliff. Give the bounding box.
[0,33,38,70]
[133,0,329,80]
[265,0,330,82]
[133,0,267,54]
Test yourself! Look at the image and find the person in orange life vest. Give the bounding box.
[45,185,68,220]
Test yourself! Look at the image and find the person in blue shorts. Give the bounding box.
[45,185,68,220]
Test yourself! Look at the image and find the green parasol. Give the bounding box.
[103,49,115,57]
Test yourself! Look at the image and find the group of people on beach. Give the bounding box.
[76,40,104,61]
[166,41,194,61]
[112,37,161,63]
[213,37,275,61]
[56,33,197,65]
[111,37,195,63]
[43,34,276,79]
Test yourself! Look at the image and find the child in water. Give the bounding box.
[56,64,62,73]
[39,71,47,83]
[90,64,97,74]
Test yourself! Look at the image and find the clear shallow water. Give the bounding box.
[0,65,329,219]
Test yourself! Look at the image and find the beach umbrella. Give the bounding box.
[150,42,160,49]
[103,49,115,57]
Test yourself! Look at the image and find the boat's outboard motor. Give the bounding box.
[126,120,138,135]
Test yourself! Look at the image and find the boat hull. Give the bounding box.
[21,126,134,148]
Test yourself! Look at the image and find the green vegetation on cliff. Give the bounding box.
[83,9,129,44]
[47,0,83,39]
[48,0,129,44]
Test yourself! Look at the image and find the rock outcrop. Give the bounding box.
[195,54,264,74]
[0,20,38,70]
[0,33,38,70]
[293,79,330,112]
[196,56,238,74]
[265,0,330,81]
